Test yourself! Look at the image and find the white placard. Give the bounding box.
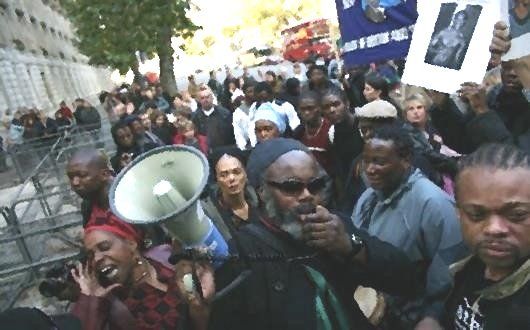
[402,0,502,93]
[502,0,530,61]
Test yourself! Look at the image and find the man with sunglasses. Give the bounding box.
[208,138,424,330]
[352,125,467,330]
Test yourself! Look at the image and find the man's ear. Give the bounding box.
[400,153,413,169]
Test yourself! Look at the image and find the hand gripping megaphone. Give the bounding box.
[109,145,229,266]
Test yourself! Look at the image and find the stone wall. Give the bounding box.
[0,0,113,116]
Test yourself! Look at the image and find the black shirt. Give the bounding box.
[451,260,491,330]
[444,256,530,330]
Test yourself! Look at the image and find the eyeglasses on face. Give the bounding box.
[266,176,328,195]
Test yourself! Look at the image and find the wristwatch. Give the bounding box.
[348,232,365,259]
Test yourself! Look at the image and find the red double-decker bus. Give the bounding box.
[281,19,333,63]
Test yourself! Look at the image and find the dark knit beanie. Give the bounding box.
[246,138,310,188]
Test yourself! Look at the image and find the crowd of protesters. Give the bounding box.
[1,21,530,330]
[0,98,102,176]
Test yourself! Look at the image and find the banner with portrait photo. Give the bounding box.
[402,0,502,93]
[502,0,530,61]
[335,0,418,67]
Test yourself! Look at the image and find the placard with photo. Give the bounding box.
[502,0,530,61]
[402,0,501,93]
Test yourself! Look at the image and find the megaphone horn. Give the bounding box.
[109,145,228,265]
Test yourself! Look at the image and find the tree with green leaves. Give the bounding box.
[61,0,199,96]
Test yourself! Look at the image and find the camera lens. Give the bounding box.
[39,279,64,298]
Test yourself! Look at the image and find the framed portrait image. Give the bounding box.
[402,0,502,93]
[502,0,530,61]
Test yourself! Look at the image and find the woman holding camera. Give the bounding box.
[71,212,213,330]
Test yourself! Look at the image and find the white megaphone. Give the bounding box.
[109,145,228,266]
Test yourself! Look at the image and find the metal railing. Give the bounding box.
[6,123,113,183]
[0,117,115,311]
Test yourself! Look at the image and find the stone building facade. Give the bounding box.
[0,0,113,117]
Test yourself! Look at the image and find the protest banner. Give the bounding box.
[402,0,502,93]
[335,0,418,67]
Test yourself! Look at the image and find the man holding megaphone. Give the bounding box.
[94,139,424,329]
[205,138,425,330]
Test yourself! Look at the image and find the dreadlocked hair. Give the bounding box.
[457,143,530,174]
[455,143,530,200]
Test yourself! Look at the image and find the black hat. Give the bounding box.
[246,138,309,188]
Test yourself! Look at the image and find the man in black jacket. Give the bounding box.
[67,148,125,227]
[208,138,424,330]
[66,148,114,227]
[443,143,530,329]
[193,87,235,152]
[67,148,164,246]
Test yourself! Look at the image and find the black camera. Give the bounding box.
[39,251,117,301]
[38,260,82,302]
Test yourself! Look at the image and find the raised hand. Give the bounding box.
[300,205,352,256]
[71,261,120,297]
[489,21,511,67]
[458,82,489,115]
[173,243,215,330]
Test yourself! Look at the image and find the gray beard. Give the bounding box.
[261,187,314,241]
[279,221,303,240]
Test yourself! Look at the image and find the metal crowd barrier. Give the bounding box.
[0,118,116,311]
[6,123,114,183]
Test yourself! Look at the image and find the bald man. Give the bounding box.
[66,148,167,246]
[66,148,114,226]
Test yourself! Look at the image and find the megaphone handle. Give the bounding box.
[191,256,204,301]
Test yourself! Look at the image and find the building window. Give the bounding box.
[30,16,37,24]
[14,8,25,21]
[41,48,49,56]
[40,21,47,30]
[0,2,8,16]
[13,39,25,51]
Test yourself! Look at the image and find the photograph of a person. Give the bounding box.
[508,0,529,39]
[424,3,483,70]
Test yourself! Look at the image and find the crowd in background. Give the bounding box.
[0,20,529,330]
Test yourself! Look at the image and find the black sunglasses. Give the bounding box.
[266,176,328,195]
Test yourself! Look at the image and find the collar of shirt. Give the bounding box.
[202,107,215,116]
